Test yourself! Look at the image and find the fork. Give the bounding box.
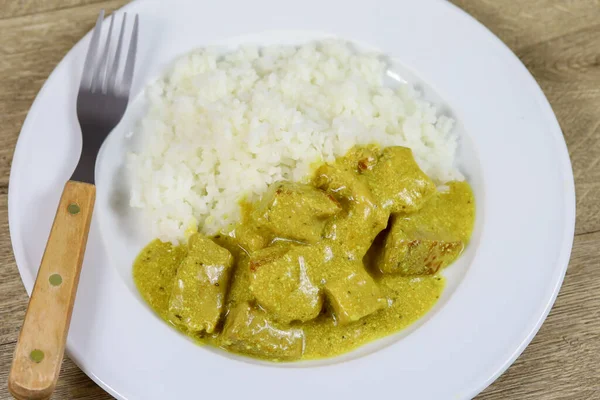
[9,10,138,400]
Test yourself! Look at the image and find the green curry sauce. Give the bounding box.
[133,145,475,361]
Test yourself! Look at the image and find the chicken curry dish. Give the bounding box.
[133,145,475,361]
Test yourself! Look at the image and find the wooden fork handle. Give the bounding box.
[9,181,96,400]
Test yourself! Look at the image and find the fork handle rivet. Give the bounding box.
[67,203,80,215]
[29,349,45,363]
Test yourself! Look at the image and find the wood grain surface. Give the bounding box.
[0,1,598,399]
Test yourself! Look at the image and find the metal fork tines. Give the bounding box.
[81,9,138,97]
[73,10,139,184]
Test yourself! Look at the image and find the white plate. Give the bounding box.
[9,0,575,399]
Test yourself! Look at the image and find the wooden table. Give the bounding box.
[1,1,599,398]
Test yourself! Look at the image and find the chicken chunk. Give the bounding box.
[338,144,380,173]
[378,222,464,275]
[313,163,373,204]
[251,181,341,244]
[249,243,323,323]
[377,181,475,275]
[132,239,187,320]
[314,163,388,259]
[324,267,386,325]
[363,146,436,213]
[220,302,304,361]
[223,253,254,310]
[168,233,234,333]
[235,224,271,253]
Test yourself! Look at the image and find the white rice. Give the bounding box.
[127,40,462,243]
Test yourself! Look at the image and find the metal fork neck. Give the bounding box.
[70,121,112,184]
